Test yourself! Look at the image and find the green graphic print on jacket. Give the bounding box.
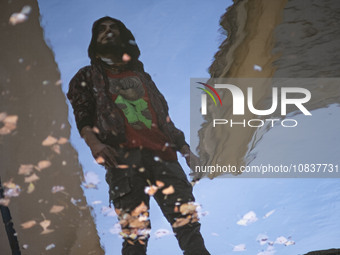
[115,95,152,129]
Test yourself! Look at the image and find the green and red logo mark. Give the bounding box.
[196,82,222,115]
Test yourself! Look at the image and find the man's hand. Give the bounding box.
[180,145,204,182]
[81,126,118,168]
[89,142,118,168]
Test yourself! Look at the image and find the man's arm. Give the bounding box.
[67,68,117,168]
[80,126,117,168]
[67,67,96,133]
[143,74,203,180]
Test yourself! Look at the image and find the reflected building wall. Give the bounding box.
[0,0,104,254]
[198,0,340,178]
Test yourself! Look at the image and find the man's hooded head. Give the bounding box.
[88,16,141,67]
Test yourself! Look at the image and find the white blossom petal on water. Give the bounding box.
[284,240,295,246]
[51,185,65,193]
[233,244,246,252]
[109,223,121,235]
[154,229,172,239]
[274,236,288,245]
[263,209,275,219]
[275,236,295,246]
[4,184,21,197]
[256,234,269,245]
[144,185,158,196]
[253,64,263,72]
[21,6,32,15]
[45,244,55,251]
[237,211,258,226]
[71,197,81,206]
[84,171,100,188]
[9,13,28,26]
[101,206,117,217]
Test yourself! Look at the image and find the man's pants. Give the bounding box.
[105,149,210,255]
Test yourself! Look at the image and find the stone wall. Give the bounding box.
[0,0,103,254]
[197,0,340,177]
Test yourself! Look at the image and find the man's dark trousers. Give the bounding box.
[106,149,210,255]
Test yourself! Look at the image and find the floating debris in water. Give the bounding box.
[109,223,121,235]
[101,206,117,217]
[40,219,54,235]
[42,135,58,146]
[58,137,68,144]
[51,144,61,154]
[51,185,65,193]
[0,198,10,206]
[162,142,169,151]
[263,209,275,219]
[21,220,37,229]
[162,185,175,195]
[253,64,263,72]
[42,80,50,86]
[233,243,246,252]
[9,6,32,26]
[45,243,55,251]
[117,164,129,169]
[83,171,100,189]
[154,229,171,239]
[275,236,295,246]
[36,160,52,171]
[18,164,34,175]
[153,156,161,162]
[71,197,81,206]
[144,185,158,196]
[24,173,39,183]
[55,80,62,86]
[95,156,105,165]
[3,180,21,197]
[49,205,65,214]
[128,40,137,46]
[172,217,190,228]
[0,113,18,135]
[27,182,35,194]
[237,211,258,226]
[155,180,164,188]
[122,53,131,62]
[256,234,269,245]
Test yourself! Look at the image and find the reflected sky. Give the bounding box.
[36,1,340,254]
